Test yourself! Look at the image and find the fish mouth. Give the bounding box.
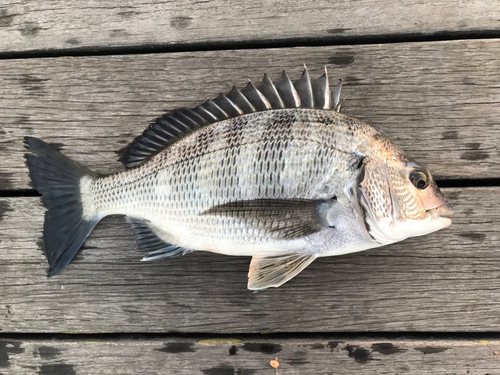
[428,203,454,226]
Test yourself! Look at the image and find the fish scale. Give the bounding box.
[95,112,346,208]
[25,67,452,290]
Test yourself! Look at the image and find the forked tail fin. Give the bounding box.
[25,137,101,276]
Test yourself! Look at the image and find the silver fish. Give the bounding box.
[25,67,453,290]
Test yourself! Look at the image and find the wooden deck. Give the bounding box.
[1,1,500,373]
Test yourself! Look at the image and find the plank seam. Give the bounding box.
[0,30,499,60]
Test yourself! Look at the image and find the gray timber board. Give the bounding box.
[1,39,499,190]
[1,337,499,374]
[0,187,497,333]
[0,0,499,54]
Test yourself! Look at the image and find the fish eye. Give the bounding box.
[410,168,429,189]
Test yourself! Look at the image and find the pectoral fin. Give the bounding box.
[248,253,317,290]
[201,199,335,240]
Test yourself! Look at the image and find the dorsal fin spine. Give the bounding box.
[322,67,331,109]
[223,95,244,115]
[310,68,331,110]
[293,68,314,108]
[176,109,202,128]
[183,108,209,126]
[165,122,183,134]
[195,104,219,121]
[202,100,228,120]
[331,78,343,112]
[241,81,272,111]
[156,125,177,139]
[140,133,164,147]
[148,129,169,142]
[275,70,301,108]
[213,93,244,117]
[227,85,256,112]
[171,116,192,131]
[257,73,285,109]
[209,99,229,117]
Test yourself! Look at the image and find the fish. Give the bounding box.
[25,67,453,290]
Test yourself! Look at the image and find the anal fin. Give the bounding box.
[125,217,189,260]
[248,253,317,291]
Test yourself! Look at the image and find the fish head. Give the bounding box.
[358,158,453,245]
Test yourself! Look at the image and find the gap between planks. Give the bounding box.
[2,29,500,61]
[0,0,498,55]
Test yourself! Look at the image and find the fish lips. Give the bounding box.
[428,203,454,227]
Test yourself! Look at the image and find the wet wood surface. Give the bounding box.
[1,39,499,190]
[0,0,498,54]
[2,336,500,374]
[0,187,497,333]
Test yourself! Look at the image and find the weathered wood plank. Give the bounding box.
[0,187,498,333]
[1,39,499,191]
[1,336,500,374]
[0,0,498,54]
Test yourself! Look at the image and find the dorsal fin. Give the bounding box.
[122,67,343,168]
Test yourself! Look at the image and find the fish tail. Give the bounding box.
[25,137,101,276]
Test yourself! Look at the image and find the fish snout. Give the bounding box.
[428,203,454,220]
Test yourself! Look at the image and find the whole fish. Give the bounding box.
[25,67,453,290]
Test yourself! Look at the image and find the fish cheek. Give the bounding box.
[387,165,426,221]
[359,161,392,222]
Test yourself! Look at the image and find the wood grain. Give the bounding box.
[1,39,499,190]
[0,0,498,54]
[0,187,497,333]
[1,337,499,374]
